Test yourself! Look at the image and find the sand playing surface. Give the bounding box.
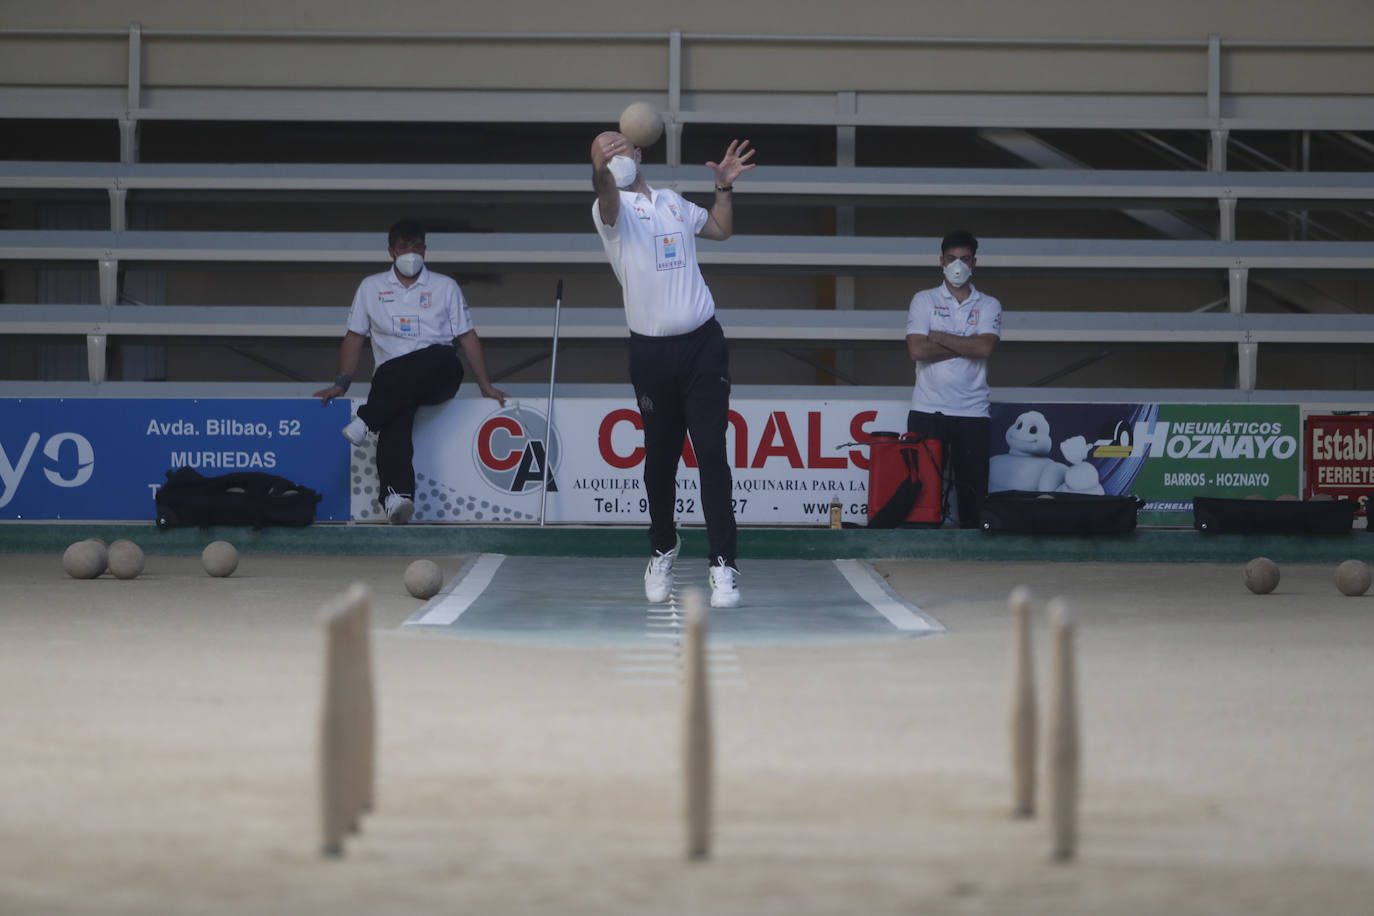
[2,551,1373,915]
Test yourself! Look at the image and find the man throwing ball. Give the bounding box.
[590,132,755,608]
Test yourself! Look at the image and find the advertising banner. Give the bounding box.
[350,397,911,526]
[0,398,352,521]
[989,402,1302,521]
[1305,414,1374,515]
[1,394,1308,526]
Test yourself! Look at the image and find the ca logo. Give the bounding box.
[473,404,561,495]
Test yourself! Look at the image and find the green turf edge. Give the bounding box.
[3,522,1368,564]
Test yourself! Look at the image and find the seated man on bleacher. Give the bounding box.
[313,219,508,524]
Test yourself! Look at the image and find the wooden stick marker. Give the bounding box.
[317,583,375,858]
[1008,585,1037,818]
[1045,598,1080,862]
[681,587,713,861]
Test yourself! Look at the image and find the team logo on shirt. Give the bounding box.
[419,292,432,309]
[966,308,979,327]
[667,200,683,221]
[474,403,562,495]
[654,233,685,271]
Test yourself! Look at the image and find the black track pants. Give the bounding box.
[907,410,990,529]
[629,318,737,565]
[358,343,462,498]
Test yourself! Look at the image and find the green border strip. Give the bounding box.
[4,523,1368,564]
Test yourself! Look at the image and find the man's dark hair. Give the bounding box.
[388,219,426,248]
[941,229,978,256]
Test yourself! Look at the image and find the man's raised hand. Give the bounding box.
[706,139,756,187]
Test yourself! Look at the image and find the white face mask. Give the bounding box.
[607,155,638,189]
[394,252,424,278]
[943,257,972,288]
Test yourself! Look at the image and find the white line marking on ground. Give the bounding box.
[616,678,749,688]
[405,553,506,626]
[615,566,748,687]
[834,559,945,633]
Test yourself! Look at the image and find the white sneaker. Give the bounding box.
[342,417,369,446]
[709,559,740,608]
[644,536,680,603]
[383,490,414,525]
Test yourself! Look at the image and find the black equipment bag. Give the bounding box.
[1192,496,1356,534]
[154,467,323,529]
[980,490,1144,535]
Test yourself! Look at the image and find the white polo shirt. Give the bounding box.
[345,266,474,369]
[906,282,1002,418]
[592,185,714,336]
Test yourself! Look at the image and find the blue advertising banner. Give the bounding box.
[0,398,351,521]
[989,402,1302,522]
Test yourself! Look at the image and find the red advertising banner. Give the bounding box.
[1305,414,1374,515]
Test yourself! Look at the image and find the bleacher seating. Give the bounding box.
[2,22,1372,394]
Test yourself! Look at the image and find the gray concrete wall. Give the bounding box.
[3,1,1373,96]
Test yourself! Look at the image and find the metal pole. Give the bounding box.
[538,279,564,526]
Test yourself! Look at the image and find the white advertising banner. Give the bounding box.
[348,397,913,525]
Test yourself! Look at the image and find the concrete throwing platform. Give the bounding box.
[402,555,942,648]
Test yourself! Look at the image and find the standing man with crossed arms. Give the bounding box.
[906,229,1002,528]
[590,131,756,608]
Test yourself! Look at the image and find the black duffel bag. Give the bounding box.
[980,490,1144,535]
[1192,495,1356,534]
[154,467,323,529]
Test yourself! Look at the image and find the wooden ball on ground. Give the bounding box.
[619,101,663,147]
[84,538,109,575]
[404,559,443,599]
[1334,559,1371,597]
[1244,557,1280,595]
[202,540,239,577]
[107,539,145,579]
[62,540,106,579]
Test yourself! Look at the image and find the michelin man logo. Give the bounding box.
[473,403,561,495]
[988,410,1105,495]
